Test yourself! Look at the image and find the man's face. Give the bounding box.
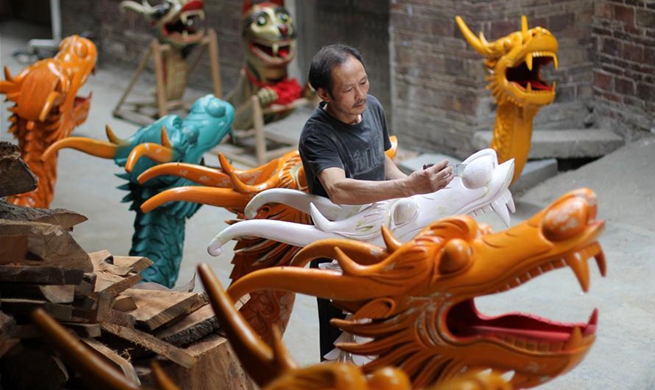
[320,55,369,121]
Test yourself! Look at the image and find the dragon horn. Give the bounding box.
[218,153,281,194]
[290,239,389,267]
[522,15,529,34]
[387,135,398,159]
[38,91,61,122]
[381,225,402,253]
[125,142,175,173]
[42,137,119,162]
[161,125,172,148]
[119,0,150,16]
[3,66,12,82]
[455,16,493,56]
[31,309,141,390]
[140,186,250,213]
[138,162,231,186]
[198,263,294,387]
[105,124,130,147]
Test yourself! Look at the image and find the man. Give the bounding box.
[299,44,453,360]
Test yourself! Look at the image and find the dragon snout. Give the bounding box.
[542,189,598,242]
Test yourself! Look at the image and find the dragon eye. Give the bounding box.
[206,99,226,117]
[439,238,472,274]
[279,12,289,22]
[257,15,267,26]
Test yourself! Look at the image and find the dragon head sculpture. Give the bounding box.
[42,95,234,286]
[456,16,559,185]
[0,35,97,207]
[207,148,515,256]
[120,0,206,48]
[226,188,606,388]
[30,272,514,390]
[242,0,296,82]
[456,16,557,108]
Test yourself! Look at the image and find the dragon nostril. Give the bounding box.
[542,197,588,241]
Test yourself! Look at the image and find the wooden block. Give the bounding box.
[0,142,37,197]
[94,271,142,297]
[0,200,87,229]
[0,298,74,321]
[0,283,76,303]
[106,309,137,329]
[100,322,197,369]
[61,323,102,338]
[0,264,84,285]
[154,304,218,347]
[0,235,28,264]
[82,338,141,385]
[0,219,92,272]
[72,291,112,323]
[75,273,97,298]
[113,255,154,274]
[121,289,204,331]
[136,334,257,390]
[112,295,137,312]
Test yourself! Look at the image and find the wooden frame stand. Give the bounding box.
[113,29,222,126]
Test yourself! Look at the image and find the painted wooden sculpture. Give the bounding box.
[135,145,348,345]
[227,0,305,130]
[208,149,515,256]
[42,95,234,287]
[226,188,606,388]
[456,16,558,185]
[31,272,513,390]
[0,35,97,208]
[120,0,206,101]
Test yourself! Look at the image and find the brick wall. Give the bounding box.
[60,0,244,94]
[390,0,596,157]
[592,0,655,140]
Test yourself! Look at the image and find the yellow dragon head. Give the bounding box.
[456,16,558,108]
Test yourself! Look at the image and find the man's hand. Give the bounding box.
[407,160,454,194]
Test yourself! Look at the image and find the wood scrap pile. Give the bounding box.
[0,143,253,390]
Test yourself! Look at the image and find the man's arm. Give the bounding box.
[318,160,454,205]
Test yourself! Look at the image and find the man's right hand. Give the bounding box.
[406,160,454,195]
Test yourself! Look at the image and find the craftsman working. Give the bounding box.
[299,44,454,360]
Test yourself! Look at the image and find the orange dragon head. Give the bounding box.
[30,270,514,390]
[456,16,558,109]
[1,35,96,134]
[227,188,606,388]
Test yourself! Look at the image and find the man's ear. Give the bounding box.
[316,87,331,103]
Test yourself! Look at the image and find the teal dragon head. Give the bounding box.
[44,94,234,287]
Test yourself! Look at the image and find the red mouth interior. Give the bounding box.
[253,42,290,58]
[506,56,554,91]
[447,300,596,343]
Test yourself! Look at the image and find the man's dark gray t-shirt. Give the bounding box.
[299,95,392,198]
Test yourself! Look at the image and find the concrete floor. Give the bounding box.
[2,19,655,389]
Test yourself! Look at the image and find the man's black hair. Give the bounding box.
[308,44,366,97]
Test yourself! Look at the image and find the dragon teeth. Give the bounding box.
[564,326,583,350]
[492,200,511,227]
[526,53,533,71]
[564,251,590,292]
